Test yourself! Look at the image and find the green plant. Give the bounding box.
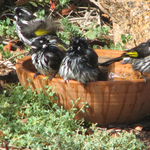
[103,34,133,51]
[103,42,123,50]
[0,18,17,39]
[0,83,146,149]
[29,0,70,9]
[57,17,81,45]
[0,46,13,59]
[0,44,3,51]
[83,23,110,40]
[35,9,45,20]
[55,0,70,9]
[29,0,51,7]
[121,34,132,44]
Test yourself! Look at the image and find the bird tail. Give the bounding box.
[98,55,124,66]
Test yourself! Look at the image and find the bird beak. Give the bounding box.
[31,46,37,49]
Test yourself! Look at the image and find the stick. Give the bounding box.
[0,51,27,65]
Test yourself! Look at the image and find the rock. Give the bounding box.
[100,0,150,49]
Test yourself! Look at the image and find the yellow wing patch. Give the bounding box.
[126,51,138,57]
[34,28,50,36]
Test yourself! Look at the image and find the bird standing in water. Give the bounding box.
[27,36,65,79]
[99,39,150,82]
[59,36,104,86]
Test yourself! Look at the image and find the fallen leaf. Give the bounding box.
[135,126,143,131]
[20,118,28,124]
[0,130,4,137]
[110,132,120,138]
[0,52,2,60]
[0,60,16,70]
[61,4,76,16]
[16,0,29,6]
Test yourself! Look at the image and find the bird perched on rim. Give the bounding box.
[27,36,65,79]
[13,7,68,50]
[99,39,150,82]
[58,36,104,86]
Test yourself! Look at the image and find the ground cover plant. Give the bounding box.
[0,84,146,149]
[0,0,149,149]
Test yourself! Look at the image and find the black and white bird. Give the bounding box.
[99,39,150,82]
[27,36,65,79]
[13,6,68,50]
[58,36,104,86]
[14,7,55,46]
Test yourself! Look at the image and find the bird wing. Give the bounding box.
[30,19,50,36]
[19,19,47,38]
[44,46,65,70]
[83,48,99,68]
[20,19,52,39]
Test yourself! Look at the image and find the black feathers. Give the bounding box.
[28,36,65,79]
[99,39,150,66]
[14,7,57,46]
[14,7,34,21]
[99,39,150,82]
[59,37,104,86]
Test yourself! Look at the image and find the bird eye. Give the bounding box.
[19,13,22,16]
[77,47,81,50]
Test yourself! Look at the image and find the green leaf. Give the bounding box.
[6,18,10,25]
[29,1,38,7]
[84,31,96,40]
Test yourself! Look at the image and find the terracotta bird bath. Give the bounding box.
[16,49,150,127]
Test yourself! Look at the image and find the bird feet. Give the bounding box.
[33,72,40,79]
[141,73,149,83]
[48,73,57,80]
[64,79,69,83]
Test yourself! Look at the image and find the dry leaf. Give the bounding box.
[16,0,29,6]
[135,126,143,131]
[0,52,2,60]
[61,4,76,16]
[20,118,28,124]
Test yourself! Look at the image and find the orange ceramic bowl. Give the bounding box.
[16,49,150,127]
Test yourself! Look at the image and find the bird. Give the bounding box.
[27,36,65,79]
[13,7,68,50]
[58,36,104,86]
[98,39,150,82]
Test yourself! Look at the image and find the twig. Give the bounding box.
[76,6,97,10]
[84,9,97,25]
[81,9,101,32]
[53,17,98,24]
[89,0,112,18]
[0,51,27,66]
[68,17,97,22]
[97,9,101,27]
[55,11,65,19]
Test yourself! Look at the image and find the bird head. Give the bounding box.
[70,37,88,52]
[27,36,50,55]
[14,7,34,21]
